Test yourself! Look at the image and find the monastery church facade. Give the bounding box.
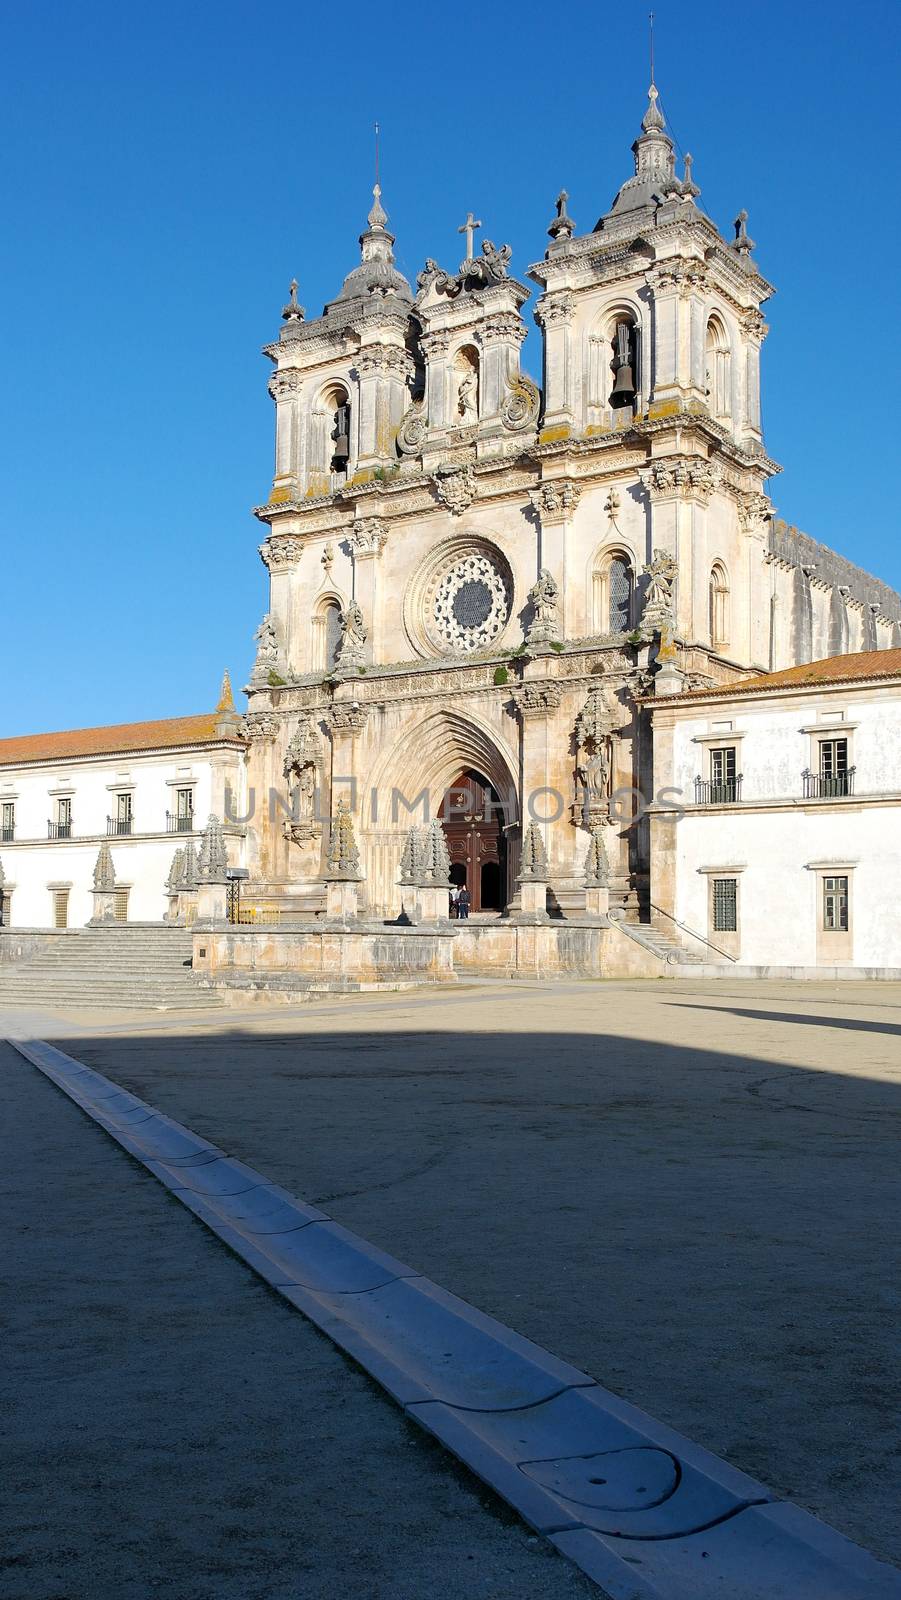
[243,83,898,920]
[1,84,899,947]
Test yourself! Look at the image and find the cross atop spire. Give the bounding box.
[458,211,482,260]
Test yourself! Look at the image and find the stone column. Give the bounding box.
[354,342,410,470]
[243,708,284,884]
[349,519,387,662]
[421,332,452,435]
[530,480,581,639]
[326,698,369,831]
[646,261,709,414]
[515,678,565,908]
[535,293,574,437]
[478,311,527,434]
[268,366,300,500]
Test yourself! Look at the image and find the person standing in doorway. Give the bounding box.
[457,884,471,920]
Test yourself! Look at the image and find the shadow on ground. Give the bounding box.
[4,1000,900,1590]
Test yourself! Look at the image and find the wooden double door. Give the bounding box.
[440,770,506,913]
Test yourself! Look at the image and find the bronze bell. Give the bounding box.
[611,361,636,403]
[610,322,636,406]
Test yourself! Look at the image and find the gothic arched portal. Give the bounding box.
[440,770,506,912]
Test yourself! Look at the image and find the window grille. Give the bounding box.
[608,558,632,632]
[0,891,11,926]
[53,890,69,929]
[113,889,129,922]
[823,875,849,932]
[1,802,13,842]
[712,877,737,933]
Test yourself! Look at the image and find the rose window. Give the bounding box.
[433,553,511,652]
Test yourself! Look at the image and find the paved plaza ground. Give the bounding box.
[2,976,900,1594]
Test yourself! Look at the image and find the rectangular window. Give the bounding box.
[54,798,72,839]
[176,788,194,828]
[823,874,849,932]
[710,747,736,783]
[53,890,69,929]
[0,890,11,926]
[1,801,14,842]
[819,738,849,796]
[116,792,133,822]
[113,889,129,922]
[713,877,738,933]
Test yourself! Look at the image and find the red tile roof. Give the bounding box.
[0,713,240,766]
[661,648,901,702]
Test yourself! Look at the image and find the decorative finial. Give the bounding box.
[547,189,575,242]
[642,82,666,133]
[281,278,305,322]
[216,669,234,713]
[368,182,388,230]
[680,151,700,200]
[733,209,755,255]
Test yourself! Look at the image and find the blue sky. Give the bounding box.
[2,0,899,736]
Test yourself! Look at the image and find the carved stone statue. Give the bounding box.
[333,600,367,672]
[457,369,478,421]
[251,613,284,683]
[525,568,562,646]
[282,720,322,842]
[642,549,678,626]
[574,686,617,828]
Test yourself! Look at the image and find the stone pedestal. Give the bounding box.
[585,884,610,918]
[416,884,450,923]
[90,889,117,924]
[324,879,359,922]
[515,879,550,922]
[196,881,228,922]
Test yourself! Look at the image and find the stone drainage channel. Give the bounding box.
[9,1036,899,1600]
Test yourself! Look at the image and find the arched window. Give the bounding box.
[709,562,730,647]
[609,318,639,412]
[452,344,479,423]
[592,550,635,634]
[313,598,343,672]
[321,382,352,485]
[705,317,731,419]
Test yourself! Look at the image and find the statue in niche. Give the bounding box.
[573,686,617,828]
[282,720,322,842]
[457,368,478,421]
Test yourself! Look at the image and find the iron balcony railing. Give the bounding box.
[166,811,195,833]
[48,821,73,839]
[107,817,133,836]
[694,775,743,805]
[802,766,856,799]
[0,827,14,842]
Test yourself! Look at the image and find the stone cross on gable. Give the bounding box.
[458,211,482,260]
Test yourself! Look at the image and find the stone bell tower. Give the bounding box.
[530,81,779,674]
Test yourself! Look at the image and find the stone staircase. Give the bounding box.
[0,925,225,1012]
[612,910,710,968]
